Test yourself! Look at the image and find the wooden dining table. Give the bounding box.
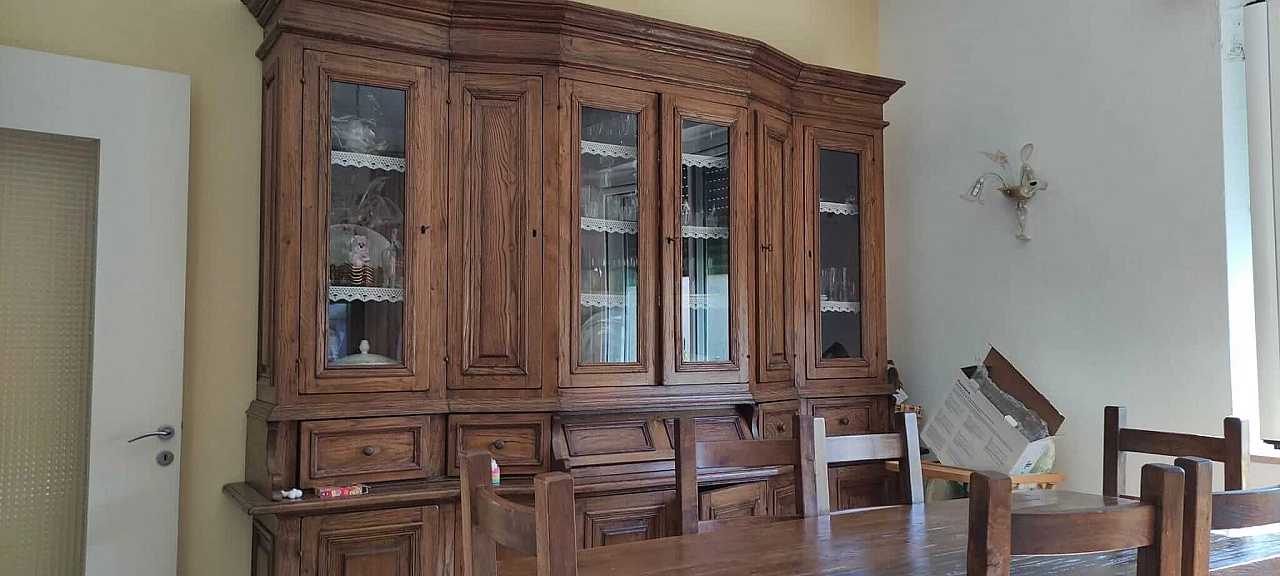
[502,490,1280,576]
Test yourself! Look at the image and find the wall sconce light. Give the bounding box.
[962,143,1049,241]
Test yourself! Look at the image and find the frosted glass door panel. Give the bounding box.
[0,128,99,576]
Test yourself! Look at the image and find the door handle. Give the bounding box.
[128,425,175,443]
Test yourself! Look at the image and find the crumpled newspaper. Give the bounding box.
[969,362,1051,443]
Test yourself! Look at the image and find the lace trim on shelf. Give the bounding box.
[331,151,406,173]
[820,300,861,313]
[685,293,727,310]
[580,293,634,308]
[819,201,858,216]
[581,217,639,235]
[580,140,728,169]
[329,286,405,303]
[682,225,730,240]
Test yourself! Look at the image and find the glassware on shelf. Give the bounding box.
[680,119,731,363]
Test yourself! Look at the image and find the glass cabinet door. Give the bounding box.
[326,80,408,369]
[805,127,879,379]
[664,99,748,384]
[565,82,657,386]
[302,51,441,394]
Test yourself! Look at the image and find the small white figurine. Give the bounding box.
[280,488,303,500]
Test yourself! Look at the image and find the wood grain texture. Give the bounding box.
[752,106,796,386]
[500,490,1280,576]
[448,413,551,475]
[448,72,544,390]
[1136,463,1184,576]
[299,416,439,487]
[576,490,676,549]
[302,505,444,576]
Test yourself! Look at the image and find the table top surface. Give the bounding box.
[501,490,1280,576]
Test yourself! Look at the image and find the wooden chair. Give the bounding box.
[459,450,577,576]
[813,411,925,514]
[674,414,818,535]
[1175,457,1280,576]
[967,463,1185,576]
[1103,405,1248,497]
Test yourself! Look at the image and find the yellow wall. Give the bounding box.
[0,1,877,574]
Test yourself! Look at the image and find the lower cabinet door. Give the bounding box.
[766,473,796,516]
[828,464,888,511]
[302,506,449,576]
[699,481,768,521]
[577,490,677,549]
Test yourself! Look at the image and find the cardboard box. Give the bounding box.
[920,348,1064,475]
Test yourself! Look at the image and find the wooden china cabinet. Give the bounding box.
[227,2,903,575]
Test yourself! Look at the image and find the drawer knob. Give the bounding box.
[775,423,786,433]
[839,417,850,426]
[362,445,376,456]
[493,440,506,450]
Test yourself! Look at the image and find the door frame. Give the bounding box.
[0,45,190,576]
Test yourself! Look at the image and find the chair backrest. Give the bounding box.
[813,411,924,514]
[674,415,818,535]
[1103,405,1248,497]
[1175,457,1280,576]
[967,463,1185,576]
[459,450,577,576]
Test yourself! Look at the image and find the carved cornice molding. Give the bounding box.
[243,0,904,104]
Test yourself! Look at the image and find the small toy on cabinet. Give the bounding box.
[347,234,372,268]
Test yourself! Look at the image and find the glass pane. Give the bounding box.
[579,107,640,364]
[680,120,731,363]
[1,127,99,575]
[326,82,407,368]
[817,149,861,360]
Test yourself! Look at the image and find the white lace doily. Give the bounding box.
[579,141,729,169]
[580,293,633,308]
[329,286,405,303]
[580,217,639,235]
[820,300,861,313]
[819,201,858,216]
[331,151,406,173]
[682,225,729,240]
[684,293,727,310]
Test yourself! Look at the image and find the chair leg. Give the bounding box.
[966,471,1011,576]
[1136,463,1184,576]
[1174,457,1212,576]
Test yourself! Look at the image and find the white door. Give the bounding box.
[0,46,190,576]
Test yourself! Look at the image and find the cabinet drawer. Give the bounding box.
[448,413,551,475]
[811,398,887,436]
[300,416,437,487]
[757,401,800,440]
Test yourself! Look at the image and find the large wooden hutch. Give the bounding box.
[225,1,904,574]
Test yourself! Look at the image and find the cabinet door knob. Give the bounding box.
[775,423,786,433]
[761,243,773,252]
[493,440,506,450]
[362,445,376,456]
[839,417,850,426]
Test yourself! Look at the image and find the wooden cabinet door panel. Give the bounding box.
[302,506,449,576]
[828,464,888,511]
[767,473,797,517]
[699,481,768,521]
[577,491,677,549]
[448,73,543,390]
[753,108,796,385]
[801,124,885,381]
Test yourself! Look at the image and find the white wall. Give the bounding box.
[881,0,1280,490]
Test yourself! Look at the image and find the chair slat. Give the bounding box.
[460,450,578,576]
[1211,485,1280,530]
[470,489,537,555]
[696,439,800,469]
